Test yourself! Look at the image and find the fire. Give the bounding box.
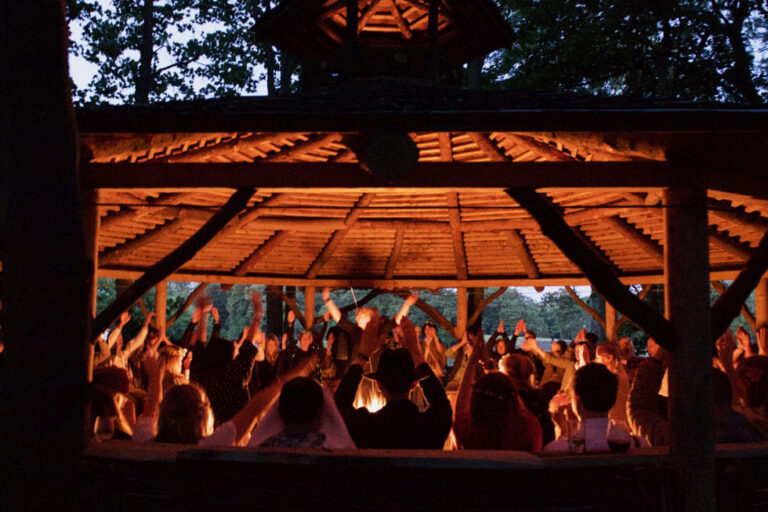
[353,386,386,412]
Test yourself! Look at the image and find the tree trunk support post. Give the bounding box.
[755,278,768,329]
[155,281,167,334]
[605,302,617,340]
[456,288,468,338]
[664,186,714,512]
[304,286,316,330]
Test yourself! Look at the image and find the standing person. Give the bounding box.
[334,316,453,449]
[595,343,630,425]
[523,328,590,393]
[420,321,447,378]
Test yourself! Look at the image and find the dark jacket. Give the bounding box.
[334,363,453,449]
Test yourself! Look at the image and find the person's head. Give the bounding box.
[159,345,186,375]
[551,340,567,357]
[423,322,437,339]
[572,363,617,418]
[198,337,234,372]
[617,336,635,360]
[266,334,279,356]
[734,355,768,410]
[299,330,314,351]
[470,371,520,429]
[277,377,324,432]
[495,339,507,356]
[355,307,379,329]
[646,338,659,358]
[367,348,417,399]
[498,354,535,388]
[155,383,214,444]
[595,344,620,373]
[90,366,131,419]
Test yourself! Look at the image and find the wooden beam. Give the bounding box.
[358,0,385,32]
[267,285,307,329]
[708,227,752,260]
[82,161,768,196]
[605,302,617,340]
[711,228,768,342]
[467,287,507,327]
[756,278,768,329]
[711,281,756,331]
[709,198,768,231]
[305,193,375,278]
[438,132,453,161]
[502,133,576,161]
[387,0,412,39]
[446,192,468,280]
[155,281,167,333]
[99,217,188,266]
[92,188,254,337]
[565,286,606,330]
[456,287,468,338]
[384,226,406,279]
[468,133,508,162]
[663,186,714,512]
[167,282,210,327]
[615,284,652,330]
[605,216,664,263]
[506,187,675,349]
[504,230,542,283]
[155,133,295,163]
[267,133,342,162]
[304,286,316,328]
[233,230,291,276]
[99,268,752,289]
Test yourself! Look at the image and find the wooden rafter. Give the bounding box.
[504,230,543,292]
[468,132,507,162]
[234,230,292,276]
[267,133,342,162]
[565,286,606,330]
[384,225,406,279]
[357,0,384,31]
[708,227,752,260]
[100,192,186,231]
[438,132,452,161]
[502,133,577,161]
[506,187,675,349]
[93,188,254,337]
[387,0,413,38]
[711,281,756,331]
[709,198,768,231]
[155,133,296,163]
[446,192,468,280]
[305,193,376,278]
[100,217,187,266]
[167,282,210,327]
[605,216,664,263]
[573,225,619,274]
[615,284,653,330]
[711,228,768,342]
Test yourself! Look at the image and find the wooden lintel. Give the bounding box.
[82,161,768,197]
[565,286,606,330]
[167,282,210,327]
[99,267,750,289]
[384,226,406,279]
[506,187,675,349]
[711,281,756,331]
[234,230,291,276]
[446,192,468,280]
[93,188,254,337]
[468,132,508,162]
[606,216,664,263]
[305,193,375,278]
[438,132,452,161]
[711,228,768,342]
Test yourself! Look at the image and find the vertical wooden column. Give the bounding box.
[456,288,468,337]
[664,186,714,512]
[266,288,284,337]
[755,278,768,329]
[84,189,100,381]
[605,302,617,341]
[467,287,484,333]
[155,281,167,334]
[304,286,316,330]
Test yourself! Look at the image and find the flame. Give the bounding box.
[353,383,386,412]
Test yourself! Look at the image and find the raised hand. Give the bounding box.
[736,326,754,357]
[119,311,131,327]
[514,319,526,336]
[520,332,538,352]
[716,329,737,374]
[359,315,382,357]
[497,319,505,333]
[758,327,768,356]
[142,311,155,327]
[287,309,295,325]
[182,349,193,373]
[327,331,335,349]
[322,287,331,304]
[574,328,587,343]
[211,307,219,324]
[405,292,419,306]
[281,332,288,350]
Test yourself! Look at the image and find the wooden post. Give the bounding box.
[155,281,167,334]
[467,287,484,333]
[456,288,468,337]
[304,286,316,329]
[267,288,284,337]
[605,302,617,341]
[84,189,100,382]
[664,186,714,512]
[756,278,768,329]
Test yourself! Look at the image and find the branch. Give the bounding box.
[167,283,210,328]
[565,286,606,330]
[711,229,768,341]
[467,287,507,327]
[506,188,674,350]
[93,188,254,337]
[266,285,306,329]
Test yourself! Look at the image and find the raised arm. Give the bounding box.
[627,342,671,446]
[123,312,154,359]
[455,329,485,419]
[394,292,419,324]
[245,292,264,344]
[322,287,342,323]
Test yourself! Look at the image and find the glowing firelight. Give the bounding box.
[353,389,386,412]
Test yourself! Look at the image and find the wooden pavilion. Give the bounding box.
[3,0,768,510]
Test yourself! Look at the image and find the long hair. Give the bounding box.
[470,372,521,448]
[736,355,768,409]
[155,383,214,444]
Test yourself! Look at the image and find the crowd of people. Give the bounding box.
[89,288,768,453]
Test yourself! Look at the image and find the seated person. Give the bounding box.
[334,316,453,449]
[249,377,355,449]
[544,363,646,452]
